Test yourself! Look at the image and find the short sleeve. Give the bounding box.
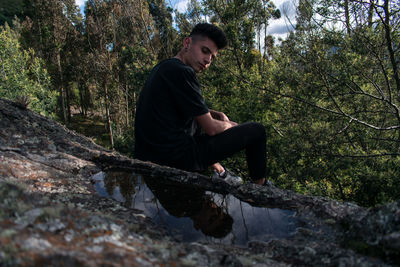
[165,67,209,117]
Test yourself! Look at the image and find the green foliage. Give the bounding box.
[9,0,400,208]
[265,0,400,206]
[191,0,400,207]
[147,0,178,59]
[67,113,112,148]
[0,24,56,116]
[113,128,136,158]
[0,0,23,26]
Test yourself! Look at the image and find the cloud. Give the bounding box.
[267,0,297,39]
[75,0,86,7]
[166,0,188,13]
[268,22,295,35]
[278,0,297,18]
[176,0,188,13]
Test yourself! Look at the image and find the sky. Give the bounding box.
[167,0,297,41]
[75,0,297,41]
[266,0,297,40]
[75,0,86,8]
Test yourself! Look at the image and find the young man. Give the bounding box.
[134,23,267,185]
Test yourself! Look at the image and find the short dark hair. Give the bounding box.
[189,23,227,50]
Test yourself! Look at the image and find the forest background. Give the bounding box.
[1,0,399,207]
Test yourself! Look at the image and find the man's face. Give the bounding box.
[183,36,218,73]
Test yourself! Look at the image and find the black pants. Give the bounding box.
[190,122,267,181]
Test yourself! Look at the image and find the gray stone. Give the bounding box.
[0,98,399,266]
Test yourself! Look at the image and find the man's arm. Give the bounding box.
[210,109,238,126]
[210,109,230,121]
[195,112,237,136]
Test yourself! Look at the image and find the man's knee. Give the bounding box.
[243,122,266,140]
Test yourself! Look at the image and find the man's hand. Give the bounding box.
[210,110,238,126]
[210,110,229,121]
[196,112,235,136]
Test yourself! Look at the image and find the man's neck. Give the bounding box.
[174,51,185,64]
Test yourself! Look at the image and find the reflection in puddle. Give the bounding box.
[92,170,298,246]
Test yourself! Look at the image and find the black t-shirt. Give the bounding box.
[134,58,209,166]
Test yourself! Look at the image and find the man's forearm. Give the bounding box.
[195,112,233,136]
[209,118,232,135]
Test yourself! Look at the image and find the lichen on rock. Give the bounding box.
[0,98,399,266]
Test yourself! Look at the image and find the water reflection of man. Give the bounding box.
[145,178,233,238]
[104,170,137,205]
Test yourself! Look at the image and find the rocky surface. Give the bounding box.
[0,97,399,266]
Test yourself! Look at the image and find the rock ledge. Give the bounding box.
[0,98,399,266]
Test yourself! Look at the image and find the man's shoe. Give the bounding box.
[212,168,243,186]
[263,179,274,186]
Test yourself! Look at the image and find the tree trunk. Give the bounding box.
[133,91,136,117]
[125,84,129,128]
[344,0,351,35]
[78,84,85,116]
[66,84,71,123]
[103,80,114,150]
[383,0,400,97]
[56,51,67,124]
[367,0,374,28]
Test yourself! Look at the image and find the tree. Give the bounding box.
[20,0,83,124]
[0,0,23,26]
[0,24,55,115]
[268,0,400,205]
[84,0,159,150]
[147,0,179,60]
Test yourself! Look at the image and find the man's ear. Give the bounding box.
[183,37,191,50]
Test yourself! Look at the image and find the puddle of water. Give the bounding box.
[92,170,298,246]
